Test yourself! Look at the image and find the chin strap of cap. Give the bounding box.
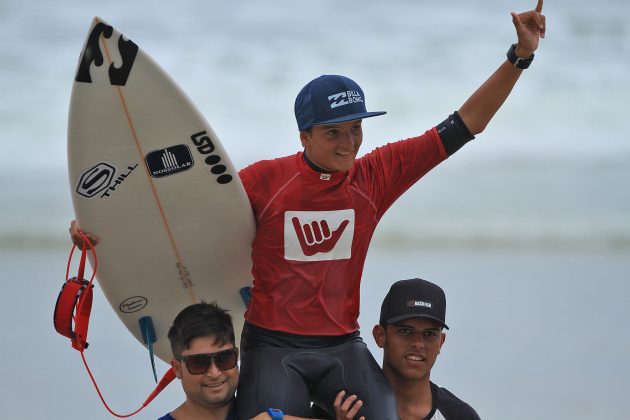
[53,231,176,417]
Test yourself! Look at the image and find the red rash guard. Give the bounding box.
[239,128,447,335]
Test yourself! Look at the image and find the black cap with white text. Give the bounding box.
[379,278,449,329]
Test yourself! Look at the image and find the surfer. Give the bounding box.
[71,1,545,418]
[159,301,362,420]
[235,2,545,419]
[312,278,481,420]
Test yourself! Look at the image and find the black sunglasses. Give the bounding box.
[176,347,239,375]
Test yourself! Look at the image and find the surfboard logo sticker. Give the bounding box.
[76,162,116,198]
[190,131,233,184]
[145,145,194,178]
[76,162,138,199]
[75,21,138,86]
[119,296,148,313]
[284,210,354,261]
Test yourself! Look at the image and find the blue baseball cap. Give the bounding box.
[294,75,386,131]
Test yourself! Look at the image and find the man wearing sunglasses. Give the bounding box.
[159,302,361,420]
[158,302,241,420]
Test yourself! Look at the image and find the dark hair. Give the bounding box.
[167,302,235,358]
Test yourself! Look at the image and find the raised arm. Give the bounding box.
[458,0,546,135]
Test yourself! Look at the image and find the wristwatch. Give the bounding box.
[267,408,284,419]
[506,43,534,69]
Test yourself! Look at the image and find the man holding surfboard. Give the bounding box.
[236,2,545,418]
[71,1,545,418]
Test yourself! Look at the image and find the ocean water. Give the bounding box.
[1,0,629,418]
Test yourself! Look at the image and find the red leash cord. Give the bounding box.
[54,231,175,417]
[80,352,176,418]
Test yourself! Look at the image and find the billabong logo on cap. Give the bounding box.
[328,91,364,109]
[407,300,432,308]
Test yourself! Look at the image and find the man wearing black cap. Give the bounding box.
[373,278,481,419]
[312,278,481,419]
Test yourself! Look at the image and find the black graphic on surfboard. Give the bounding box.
[145,145,194,178]
[76,162,116,198]
[75,22,138,86]
[190,131,233,184]
[76,162,138,199]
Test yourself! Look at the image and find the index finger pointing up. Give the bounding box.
[535,0,544,13]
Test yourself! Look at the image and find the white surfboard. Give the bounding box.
[67,17,255,363]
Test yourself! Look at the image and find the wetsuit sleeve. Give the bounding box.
[436,111,475,156]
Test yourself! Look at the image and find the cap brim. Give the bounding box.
[386,314,449,330]
[313,111,386,127]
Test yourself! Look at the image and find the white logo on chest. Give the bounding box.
[284,210,355,261]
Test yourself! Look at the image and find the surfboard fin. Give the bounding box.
[239,286,252,308]
[139,316,158,383]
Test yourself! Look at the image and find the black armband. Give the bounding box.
[436,111,475,156]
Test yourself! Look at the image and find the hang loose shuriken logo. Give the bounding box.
[284,210,355,261]
[292,217,350,256]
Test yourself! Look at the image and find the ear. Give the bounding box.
[171,359,182,379]
[372,324,386,349]
[300,130,310,148]
[438,332,446,354]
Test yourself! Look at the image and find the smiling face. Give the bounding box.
[300,119,363,172]
[373,317,446,384]
[171,335,239,411]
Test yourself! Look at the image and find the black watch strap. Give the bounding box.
[506,43,534,69]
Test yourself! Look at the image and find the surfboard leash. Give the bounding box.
[54,230,176,417]
[54,231,97,351]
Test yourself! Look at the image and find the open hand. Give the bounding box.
[511,0,546,56]
[333,390,365,420]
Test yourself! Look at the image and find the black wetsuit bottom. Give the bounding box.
[236,322,399,419]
